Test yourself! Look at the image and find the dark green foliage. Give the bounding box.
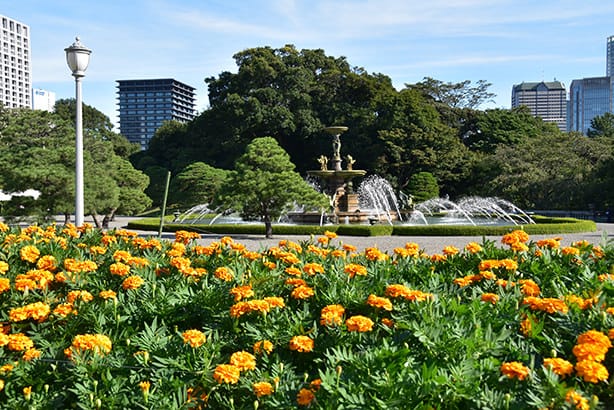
[170,162,229,208]
[407,172,439,203]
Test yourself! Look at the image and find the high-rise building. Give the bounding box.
[511,81,567,131]
[568,76,614,134]
[0,15,31,108]
[32,88,55,112]
[607,35,614,77]
[117,78,196,149]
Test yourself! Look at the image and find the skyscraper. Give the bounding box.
[511,81,567,131]
[117,78,196,149]
[607,35,614,77]
[568,76,614,134]
[0,14,31,109]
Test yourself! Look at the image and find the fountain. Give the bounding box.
[287,126,399,224]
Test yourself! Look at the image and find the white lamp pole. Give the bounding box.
[65,37,91,226]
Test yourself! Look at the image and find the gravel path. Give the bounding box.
[108,217,614,254]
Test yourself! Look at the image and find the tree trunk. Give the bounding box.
[264,217,273,239]
[64,213,70,225]
[102,207,117,229]
[91,213,101,229]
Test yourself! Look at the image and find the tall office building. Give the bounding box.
[117,78,196,149]
[607,35,614,77]
[511,81,567,131]
[0,15,31,108]
[568,76,614,134]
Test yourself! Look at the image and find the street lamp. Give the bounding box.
[65,37,91,226]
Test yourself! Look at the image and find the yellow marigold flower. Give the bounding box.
[291,285,314,300]
[536,238,561,249]
[20,245,40,263]
[317,236,329,245]
[289,335,314,352]
[343,263,367,278]
[346,315,374,332]
[302,263,325,276]
[22,348,41,362]
[109,262,130,276]
[214,267,234,281]
[592,246,605,259]
[253,340,274,355]
[572,240,590,248]
[285,278,307,287]
[543,358,573,377]
[320,304,345,326]
[122,275,145,290]
[576,330,612,348]
[0,278,10,294]
[0,261,8,274]
[385,284,412,298]
[502,230,529,245]
[230,350,256,371]
[572,343,609,362]
[9,301,50,322]
[63,258,97,273]
[324,230,337,239]
[7,333,34,351]
[343,244,357,252]
[479,270,496,280]
[562,246,580,256]
[182,329,206,348]
[0,334,8,347]
[522,296,568,314]
[430,253,447,262]
[510,241,529,252]
[99,290,117,300]
[23,385,31,399]
[174,230,201,244]
[453,274,482,287]
[89,245,107,255]
[213,364,241,384]
[220,236,234,246]
[230,285,254,302]
[519,279,540,297]
[566,295,595,310]
[500,361,530,380]
[520,315,533,337]
[69,334,112,356]
[0,221,8,232]
[609,328,614,339]
[0,363,14,374]
[297,388,315,406]
[480,293,499,305]
[574,360,609,383]
[366,294,393,311]
[442,245,459,256]
[310,378,322,391]
[0,379,3,391]
[565,389,589,410]
[139,380,151,394]
[253,381,274,397]
[404,242,421,255]
[241,250,261,260]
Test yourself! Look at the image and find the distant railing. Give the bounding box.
[531,210,613,223]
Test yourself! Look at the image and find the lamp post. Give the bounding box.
[65,37,91,226]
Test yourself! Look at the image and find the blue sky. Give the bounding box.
[4,1,614,129]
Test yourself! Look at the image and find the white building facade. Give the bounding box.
[0,15,31,108]
[32,88,55,112]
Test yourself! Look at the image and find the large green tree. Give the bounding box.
[170,162,229,208]
[587,112,614,138]
[218,137,328,238]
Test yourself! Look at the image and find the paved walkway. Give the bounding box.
[107,217,614,254]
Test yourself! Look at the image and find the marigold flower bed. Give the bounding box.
[0,223,612,408]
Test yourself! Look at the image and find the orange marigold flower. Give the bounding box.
[8,333,34,351]
[285,278,307,287]
[9,301,50,322]
[22,348,41,361]
[519,279,540,297]
[500,361,530,380]
[253,381,274,398]
[0,261,8,274]
[99,290,117,300]
[366,294,393,311]
[342,244,357,252]
[572,343,609,362]
[214,267,234,281]
[576,329,612,348]
[565,389,589,410]
[297,388,315,406]
[536,238,561,249]
[343,263,367,278]
[430,253,447,262]
[122,275,145,290]
[109,262,131,277]
[385,284,411,298]
[230,285,254,302]
[263,296,285,308]
[112,250,132,263]
[182,329,206,348]
[543,358,573,377]
[480,293,499,305]
[345,315,374,332]
[381,317,395,328]
[69,334,112,356]
[229,350,256,371]
[310,378,322,391]
[20,245,40,263]
[284,266,302,276]
[36,255,57,271]
[522,296,568,314]
[320,304,345,326]
[289,335,314,352]
[291,285,315,300]
[139,381,151,394]
[364,247,388,261]
[302,263,325,276]
[67,290,94,303]
[574,360,609,383]
[520,315,533,337]
[53,303,76,317]
[562,246,580,256]
[213,364,241,384]
[317,236,329,245]
[442,245,459,256]
[324,230,337,239]
[253,340,274,355]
